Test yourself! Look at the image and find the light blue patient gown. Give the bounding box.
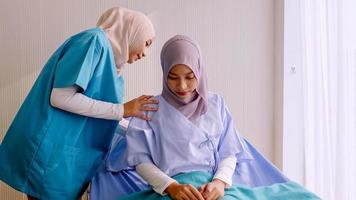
[0,28,124,200]
[90,93,320,199]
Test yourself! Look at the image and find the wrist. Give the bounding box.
[165,182,179,195]
[212,178,226,188]
[123,103,128,117]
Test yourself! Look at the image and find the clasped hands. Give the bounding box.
[165,179,225,200]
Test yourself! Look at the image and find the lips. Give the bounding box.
[176,91,189,96]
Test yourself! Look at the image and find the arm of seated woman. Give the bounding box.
[136,162,176,195]
[213,156,237,187]
[198,156,237,200]
[136,163,204,200]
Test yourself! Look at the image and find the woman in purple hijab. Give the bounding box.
[89,35,320,200]
[160,35,208,122]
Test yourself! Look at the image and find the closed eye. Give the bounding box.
[168,76,178,80]
[186,75,195,79]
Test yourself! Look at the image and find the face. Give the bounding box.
[167,64,197,100]
[127,39,153,64]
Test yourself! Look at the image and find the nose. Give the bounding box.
[178,79,187,90]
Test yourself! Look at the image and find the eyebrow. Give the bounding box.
[168,71,194,76]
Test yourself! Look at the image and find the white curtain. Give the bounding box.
[300,0,356,199]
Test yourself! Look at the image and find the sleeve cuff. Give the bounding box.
[135,163,177,196]
[154,178,177,196]
[213,176,232,188]
[116,103,124,121]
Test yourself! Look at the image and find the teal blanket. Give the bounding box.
[118,171,320,200]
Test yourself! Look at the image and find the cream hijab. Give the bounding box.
[97,7,155,73]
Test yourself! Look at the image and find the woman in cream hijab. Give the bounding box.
[0,6,157,200]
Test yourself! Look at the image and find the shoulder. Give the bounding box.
[129,95,162,126]
[69,28,105,41]
[205,92,231,119]
[65,28,108,52]
[206,92,225,107]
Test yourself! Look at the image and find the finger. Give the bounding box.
[137,95,146,100]
[140,106,158,111]
[198,184,206,193]
[139,95,154,100]
[201,185,210,198]
[144,98,159,104]
[211,191,221,200]
[136,113,151,121]
[180,193,189,200]
[205,190,217,200]
[202,191,209,199]
[206,183,214,193]
[203,188,212,199]
[184,189,200,200]
[190,187,205,200]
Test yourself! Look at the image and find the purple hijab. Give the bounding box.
[160,35,208,121]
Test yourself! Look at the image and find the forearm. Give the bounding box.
[213,156,237,187]
[50,86,123,120]
[136,163,177,195]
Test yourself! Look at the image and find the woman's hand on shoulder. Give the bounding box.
[165,182,205,200]
[198,179,225,200]
[123,95,159,120]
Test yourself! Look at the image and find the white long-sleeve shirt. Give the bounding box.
[50,86,123,120]
[136,156,237,195]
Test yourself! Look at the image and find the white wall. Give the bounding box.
[0,0,279,199]
[274,0,284,170]
[283,0,305,185]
